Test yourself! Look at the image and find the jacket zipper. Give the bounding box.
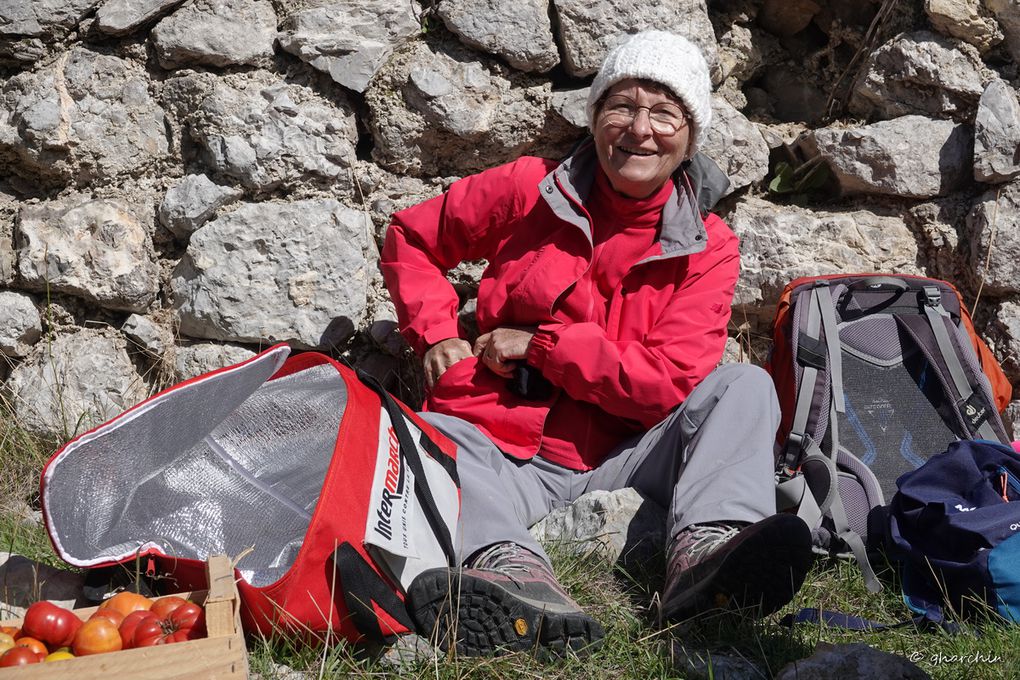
[552,174,595,318]
[587,239,602,322]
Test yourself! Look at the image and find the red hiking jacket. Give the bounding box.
[381,141,740,468]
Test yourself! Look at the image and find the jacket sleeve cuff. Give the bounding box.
[419,320,463,355]
[526,327,559,370]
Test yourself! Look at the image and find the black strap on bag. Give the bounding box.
[356,371,458,566]
[332,542,415,643]
[418,431,459,486]
[780,605,960,634]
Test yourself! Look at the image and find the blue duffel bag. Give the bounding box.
[887,439,1020,623]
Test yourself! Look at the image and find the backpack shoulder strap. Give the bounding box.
[780,279,881,593]
[782,283,844,471]
[825,488,882,593]
[780,605,958,633]
[911,286,1005,442]
[333,542,415,643]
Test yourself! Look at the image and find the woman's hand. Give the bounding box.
[423,338,473,388]
[474,327,536,378]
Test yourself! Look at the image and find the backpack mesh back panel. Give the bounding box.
[837,335,957,499]
[834,450,883,538]
[835,473,870,538]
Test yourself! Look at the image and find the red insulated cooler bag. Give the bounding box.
[40,344,460,644]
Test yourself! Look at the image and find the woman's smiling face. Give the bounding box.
[592,78,692,199]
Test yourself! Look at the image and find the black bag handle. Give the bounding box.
[332,542,415,643]
[837,276,911,317]
[845,276,910,293]
[356,371,458,566]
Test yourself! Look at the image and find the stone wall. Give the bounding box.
[3,0,1020,440]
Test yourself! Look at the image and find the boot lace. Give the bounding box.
[469,542,548,582]
[680,523,741,561]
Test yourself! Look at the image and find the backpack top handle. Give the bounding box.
[845,276,909,293]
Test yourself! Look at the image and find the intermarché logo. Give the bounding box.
[374,426,404,541]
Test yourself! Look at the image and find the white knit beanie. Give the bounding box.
[586,31,712,159]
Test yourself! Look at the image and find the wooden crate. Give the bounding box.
[0,554,249,679]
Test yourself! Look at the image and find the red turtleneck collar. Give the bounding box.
[588,165,675,231]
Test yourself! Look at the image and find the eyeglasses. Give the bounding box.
[599,95,689,135]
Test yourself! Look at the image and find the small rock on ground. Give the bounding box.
[776,642,931,679]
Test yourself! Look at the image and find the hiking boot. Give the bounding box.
[406,542,604,656]
[661,513,813,623]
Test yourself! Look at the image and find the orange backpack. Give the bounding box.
[766,274,1011,591]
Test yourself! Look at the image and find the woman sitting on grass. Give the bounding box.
[381,29,813,656]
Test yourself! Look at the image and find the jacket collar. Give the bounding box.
[538,139,708,261]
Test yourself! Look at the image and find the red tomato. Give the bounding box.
[15,637,48,657]
[72,618,122,656]
[118,610,155,649]
[129,613,167,648]
[97,591,152,618]
[120,602,205,648]
[169,602,205,639]
[0,647,42,666]
[149,596,188,618]
[90,607,126,627]
[22,601,82,648]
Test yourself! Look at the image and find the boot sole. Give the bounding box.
[407,567,605,657]
[662,514,814,623]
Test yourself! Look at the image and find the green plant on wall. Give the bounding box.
[768,157,831,197]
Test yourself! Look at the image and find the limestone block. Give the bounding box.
[173,342,257,381]
[702,96,770,195]
[926,0,1003,53]
[6,329,149,439]
[151,0,277,69]
[439,0,558,73]
[158,174,243,239]
[172,199,375,349]
[170,73,358,194]
[729,197,921,325]
[796,116,971,198]
[0,0,99,65]
[95,0,186,35]
[776,643,930,680]
[0,292,42,358]
[967,180,1020,296]
[278,0,422,92]
[551,0,719,79]
[0,48,169,187]
[530,488,666,566]
[17,194,160,312]
[367,38,576,177]
[974,80,1020,184]
[849,31,987,122]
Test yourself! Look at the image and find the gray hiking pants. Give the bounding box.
[420,363,780,566]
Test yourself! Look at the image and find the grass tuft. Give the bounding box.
[0,405,63,570]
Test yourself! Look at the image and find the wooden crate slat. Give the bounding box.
[0,636,244,679]
[0,556,248,679]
